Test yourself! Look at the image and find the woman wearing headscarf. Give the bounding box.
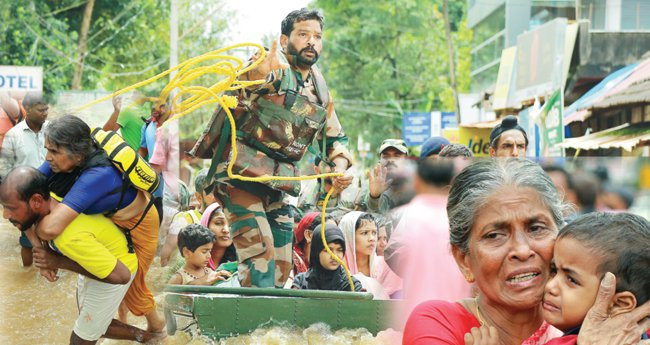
[339,211,401,299]
[293,212,320,276]
[292,223,362,292]
[199,202,236,271]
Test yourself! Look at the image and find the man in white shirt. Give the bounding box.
[0,92,49,175]
[0,92,49,266]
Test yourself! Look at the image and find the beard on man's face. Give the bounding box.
[10,209,39,231]
[287,42,319,68]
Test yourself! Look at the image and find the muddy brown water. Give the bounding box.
[0,217,398,344]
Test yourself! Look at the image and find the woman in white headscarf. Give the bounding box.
[339,211,402,299]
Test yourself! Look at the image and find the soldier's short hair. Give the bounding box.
[281,8,324,36]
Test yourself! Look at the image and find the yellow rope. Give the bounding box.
[74,43,356,292]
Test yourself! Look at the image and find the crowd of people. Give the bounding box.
[1,7,649,345]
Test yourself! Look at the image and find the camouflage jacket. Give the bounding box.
[241,50,353,166]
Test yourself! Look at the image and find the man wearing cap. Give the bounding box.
[367,139,410,214]
[419,136,450,160]
[488,115,528,157]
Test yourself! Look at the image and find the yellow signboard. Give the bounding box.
[442,128,460,144]
[459,127,492,157]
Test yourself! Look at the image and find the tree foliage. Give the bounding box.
[313,0,472,156]
[1,0,231,96]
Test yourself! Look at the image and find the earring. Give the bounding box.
[464,273,475,283]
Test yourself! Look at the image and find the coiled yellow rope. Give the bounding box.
[75,43,356,292]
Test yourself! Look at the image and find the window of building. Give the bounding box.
[530,1,576,29]
[471,5,506,89]
[621,0,650,30]
[579,0,606,30]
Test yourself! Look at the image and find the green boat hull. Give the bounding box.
[164,285,401,339]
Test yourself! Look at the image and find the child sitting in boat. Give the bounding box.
[292,223,363,292]
[168,224,230,285]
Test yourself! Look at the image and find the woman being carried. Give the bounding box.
[34,115,164,332]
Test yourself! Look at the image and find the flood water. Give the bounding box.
[0,216,398,344]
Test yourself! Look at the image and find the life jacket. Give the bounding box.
[91,127,160,194]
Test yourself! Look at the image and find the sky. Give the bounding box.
[225,0,312,45]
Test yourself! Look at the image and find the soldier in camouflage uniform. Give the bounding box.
[196,9,353,288]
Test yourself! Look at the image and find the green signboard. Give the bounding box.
[538,89,564,157]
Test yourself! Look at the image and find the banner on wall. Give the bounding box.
[537,89,565,157]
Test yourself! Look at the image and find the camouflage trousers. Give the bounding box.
[215,164,294,288]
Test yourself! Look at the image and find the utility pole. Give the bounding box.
[443,0,461,124]
[71,0,95,90]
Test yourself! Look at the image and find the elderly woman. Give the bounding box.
[33,115,164,332]
[403,158,650,345]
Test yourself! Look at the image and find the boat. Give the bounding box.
[164,285,401,339]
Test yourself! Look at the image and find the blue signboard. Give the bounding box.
[441,112,457,129]
[402,112,431,146]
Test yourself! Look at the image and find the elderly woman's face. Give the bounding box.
[457,187,558,310]
[44,137,79,173]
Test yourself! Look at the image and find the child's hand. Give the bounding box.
[464,325,499,345]
[202,271,222,285]
[216,270,232,279]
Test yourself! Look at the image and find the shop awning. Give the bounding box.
[556,123,650,151]
[593,77,650,109]
[563,63,638,125]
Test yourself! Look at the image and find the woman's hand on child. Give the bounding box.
[464,326,499,345]
[578,272,650,345]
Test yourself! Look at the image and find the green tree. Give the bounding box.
[314,0,472,160]
[1,0,231,96]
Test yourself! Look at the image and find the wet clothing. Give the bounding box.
[39,158,137,214]
[113,200,159,316]
[75,274,134,341]
[292,224,362,292]
[40,149,159,317]
[50,211,138,278]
